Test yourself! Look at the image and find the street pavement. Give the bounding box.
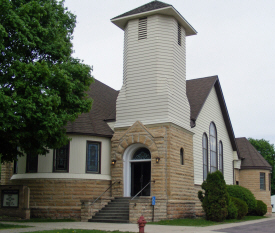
[1,215,275,233]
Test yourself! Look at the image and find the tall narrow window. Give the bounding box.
[138,17,147,40]
[86,141,101,173]
[180,148,184,165]
[210,122,217,173]
[13,157,18,174]
[26,152,38,173]
[269,173,271,191]
[219,141,223,174]
[260,172,266,190]
[53,143,70,172]
[203,133,208,180]
[178,22,181,46]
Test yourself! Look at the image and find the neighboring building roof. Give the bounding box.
[186,76,238,151]
[236,137,272,170]
[65,79,119,137]
[111,0,197,36]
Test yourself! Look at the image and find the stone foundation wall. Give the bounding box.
[129,197,167,223]
[9,179,111,219]
[166,125,194,201]
[193,185,205,217]
[167,201,195,219]
[81,198,114,222]
[1,162,14,185]
[239,169,272,216]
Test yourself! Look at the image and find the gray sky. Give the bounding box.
[64,0,275,146]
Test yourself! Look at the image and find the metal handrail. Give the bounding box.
[92,181,120,205]
[131,181,152,200]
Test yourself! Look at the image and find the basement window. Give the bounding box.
[178,22,181,46]
[138,17,147,40]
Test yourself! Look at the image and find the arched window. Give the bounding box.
[180,148,184,165]
[210,122,217,173]
[219,141,223,174]
[132,148,151,160]
[202,133,208,181]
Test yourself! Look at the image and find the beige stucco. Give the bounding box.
[11,134,111,180]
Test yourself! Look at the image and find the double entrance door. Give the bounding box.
[131,161,151,197]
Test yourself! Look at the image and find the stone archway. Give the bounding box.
[123,143,151,197]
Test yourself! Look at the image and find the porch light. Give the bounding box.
[111,159,117,165]
[156,157,160,163]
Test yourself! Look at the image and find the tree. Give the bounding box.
[198,170,229,222]
[0,0,93,162]
[248,138,275,195]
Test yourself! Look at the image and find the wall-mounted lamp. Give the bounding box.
[156,157,160,163]
[111,159,117,165]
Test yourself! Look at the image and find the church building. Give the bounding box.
[1,1,272,222]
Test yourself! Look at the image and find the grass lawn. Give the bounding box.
[0,223,31,230]
[18,230,135,233]
[148,216,266,227]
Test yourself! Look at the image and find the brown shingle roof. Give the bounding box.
[236,137,272,170]
[66,76,237,153]
[186,76,217,121]
[65,79,119,137]
[186,76,238,151]
[112,1,171,20]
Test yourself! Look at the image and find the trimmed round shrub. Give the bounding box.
[254,200,267,216]
[198,170,229,222]
[227,199,238,219]
[230,196,248,219]
[227,185,256,213]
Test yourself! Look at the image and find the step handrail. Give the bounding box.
[131,181,152,200]
[92,181,120,205]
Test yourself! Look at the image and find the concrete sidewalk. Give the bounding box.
[1,215,275,233]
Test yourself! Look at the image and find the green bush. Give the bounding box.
[252,200,267,216]
[227,199,238,219]
[226,185,256,213]
[198,170,229,222]
[230,196,248,219]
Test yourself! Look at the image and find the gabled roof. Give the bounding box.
[65,79,119,137]
[111,0,197,36]
[236,137,272,170]
[186,76,238,151]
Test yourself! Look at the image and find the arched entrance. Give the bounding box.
[123,144,151,197]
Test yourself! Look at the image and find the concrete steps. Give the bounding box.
[89,197,131,223]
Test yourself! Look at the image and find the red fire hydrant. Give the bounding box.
[137,215,147,233]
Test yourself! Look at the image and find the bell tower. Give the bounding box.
[111,1,197,130]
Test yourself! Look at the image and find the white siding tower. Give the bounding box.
[112,2,197,129]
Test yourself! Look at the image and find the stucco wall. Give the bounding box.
[12,134,111,180]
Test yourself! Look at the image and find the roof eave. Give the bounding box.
[111,6,197,36]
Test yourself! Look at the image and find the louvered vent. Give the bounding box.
[178,22,181,46]
[138,17,147,40]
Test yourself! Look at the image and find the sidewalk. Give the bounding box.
[1,215,275,233]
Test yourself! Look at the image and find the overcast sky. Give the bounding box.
[64,0,275,146]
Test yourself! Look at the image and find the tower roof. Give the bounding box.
[111,0,197,36]
[236,137,272,170]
